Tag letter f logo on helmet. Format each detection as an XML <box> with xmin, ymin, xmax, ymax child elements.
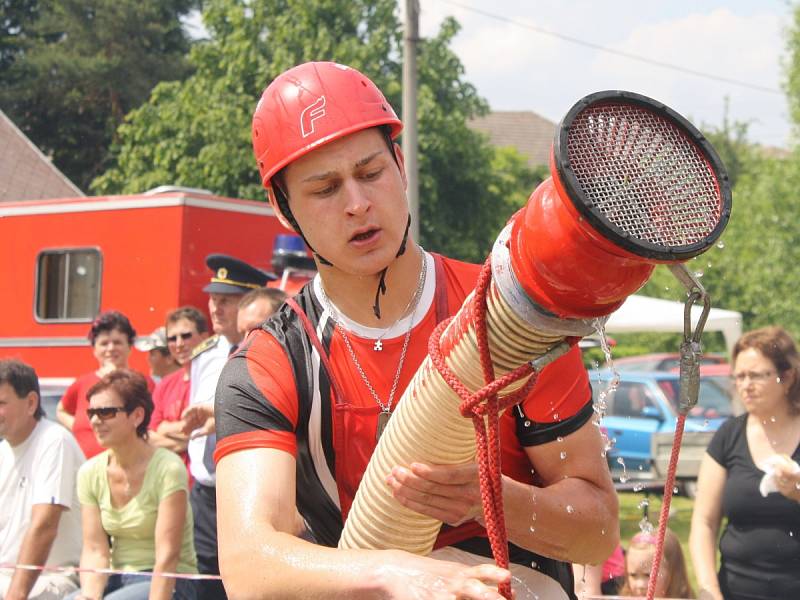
<box><xmin>300</xmin><ymin>95</ymin><xmax>327</xmax><ymax>138</ymax></box>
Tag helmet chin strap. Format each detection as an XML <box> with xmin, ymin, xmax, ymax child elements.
<box><xmin>372</xmin><ymin>213</ymin><xmax>411</xmax><ymax>319</ymax></box>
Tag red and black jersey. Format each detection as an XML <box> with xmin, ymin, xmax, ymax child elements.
<box><xmin>215</xmin><ymin>253</ymin><xmax>592</xmax><ymax>593</ymax></box>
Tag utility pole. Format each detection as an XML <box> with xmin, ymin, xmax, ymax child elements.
<box><xmin>403</xmin><ymin>0</ymin><xmax>420</xmax><ymax>242</ymax></box>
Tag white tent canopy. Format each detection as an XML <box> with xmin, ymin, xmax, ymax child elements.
<box><xmin>603</xmin><ymin>294</ymin><xmax>743</xmax><ymax>355</ymax></box>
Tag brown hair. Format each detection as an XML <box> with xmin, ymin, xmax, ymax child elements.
<box><xmin>620</xmin><ymin>528</ymin><xmax>694</xmax><ymax>598</ymax></box>
<box><xmin>166</xmin><ymin>305</ymin><xmax>209</xmax><ymax>334</ymax></box>
<box><xmin>89</xmin><ymin>310</ymin><xmax>136</xmax><ymax>345</ymax></box>
<box><xmin>87</xmin><ymin>369</ymin><xmax>152</xmax><ymax>438</ymax></box>
<box><xmin>238</xmin><ymin>287</ymin><xmax>288</xmax><ymax>313</ymax></box>
<box><xmin>0</xmin><ymin>359</ymin><xmax>44</xmax><ymax>420</ymax></box>
<box><xmin>732</xmin><ymin>326</ymin><xmax>800</xmax><ymax>414</ymax></box>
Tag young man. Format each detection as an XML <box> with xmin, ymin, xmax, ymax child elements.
<box><xmin>148</xmin><ymin>306</ymin><xmax>209</xmax><ymax>461</ymax></box>
<box><xmin>214</xmin><ymin>62</ymin><xmax>618</xmax><ymax>599</ymax></box>
<box><xmin>0</xmin><ymin>360</ymin><xmax>85</xmax><ymax>600</ymax></box>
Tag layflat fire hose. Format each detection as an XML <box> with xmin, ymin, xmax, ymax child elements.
<box><xmin>339</xmin><ymin>89</ymin><xmax>732</xmax><ymax>587</ymax></box>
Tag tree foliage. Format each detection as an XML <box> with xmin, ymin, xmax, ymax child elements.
<box><xmin>0</xmin><ymin>0</ymin><xmax>197</xmax><ymax>190</ymax></box>
<box><xmin>0</xmin><ymin>0</ymin><xmax>39</xmax><ymax>72</ymax></box>
<box><xmin>93</xmin><ymin>0</ymin><xmax>537</xmax><ymax>262</ymax></box>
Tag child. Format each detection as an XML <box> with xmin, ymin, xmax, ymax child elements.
<box><xmin>621</xmin><ymin>529</ymin><xmax>694</xmax><ymax>598</ymax></box>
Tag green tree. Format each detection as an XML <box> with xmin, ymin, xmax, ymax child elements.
<box><xmin>0</xmin><ymin>0</ymin><xmax>197</xmax><ymax>190</ymax></box>
<box><xmin>0</xmin><ymin>0</ymin><xmax>39</xmax><ymax>72</ymax></box>
<box><xmin>93</xmin><ymin>0</ymin><xmax>537</xmax><ymax>262</ymax></box>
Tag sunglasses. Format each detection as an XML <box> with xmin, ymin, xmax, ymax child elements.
<box><xmin>86</xmin><ymin>406</ymin><xmax>129</xmax><ymax>420</ymax></box>
<box><xmin>167</xmin><ymin>332</ymin><xmax>194</xmax><ymax>344</ymax></box>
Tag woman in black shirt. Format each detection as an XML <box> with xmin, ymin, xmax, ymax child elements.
<box><xmin>690</xmin><ymin>326</ymin><xmax>800</xmax><ymax>600</ymax></box>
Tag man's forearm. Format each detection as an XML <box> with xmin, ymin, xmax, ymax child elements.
<box><xmin>502</xmin><ymin>475</ymin><xmax>619</xmax><ymax>564</ymax></box>
<box><xmin>6</xmin><ymin>518</ymin><xmax>59</xmax><ymax>600</ymax></box>
<box><xmin>149</xmin><ymin>428</ymin><xmax>188</xmax><ymax>453</ymax></box>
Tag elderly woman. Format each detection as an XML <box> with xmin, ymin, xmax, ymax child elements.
<box><xmin>71</xmin><ymin>370</ymin><xmax>197</xmax><ymax>600</ymax></box>
<box><xmin>690</xmin><ymin>326</ymin><xmax>800</xmax><ymax>600</ymax></box>
<box><xmin>57</xmin><ymin>311</ymin><xmax>153</xmax><ymax>458</ymax></box>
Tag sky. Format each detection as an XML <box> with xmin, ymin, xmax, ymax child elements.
<box><xmin>407</xmin><ymin>0</ymin><xmax>795</xmax><ymax>148</ymax></box>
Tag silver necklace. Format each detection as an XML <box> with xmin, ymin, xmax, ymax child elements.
<box><xmin>318</xmin><ymin>251</ymin><xmax>427</xmax><ymax>440</ymax></box>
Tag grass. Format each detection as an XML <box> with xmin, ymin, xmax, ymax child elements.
<box><xmin>618</xmin><ymin>491</ymin><xmax>697</xmax><ymax>591</ymax></box>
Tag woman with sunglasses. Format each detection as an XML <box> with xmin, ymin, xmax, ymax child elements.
<box><xmin>690</xmin><ymin>326</ymin><xmax>800</xmax><ymax>600</ymax></box>
<box><xmin>70</xmin><ymin>370</ymin><xmax>197</xmax><ymax>600</ymax></box>
<box><xmin>57</xmin><ymin>311</ymin><xmax>154</xmax><ymax>459</ymax></box>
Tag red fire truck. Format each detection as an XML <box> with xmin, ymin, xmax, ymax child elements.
<box><xmin>0</xmin><ymin>187</ymin><xmax>312</xmax><ymax>379</ymax></box>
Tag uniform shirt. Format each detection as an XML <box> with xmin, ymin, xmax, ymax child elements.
<box><xmin>77</xmin><ymin>447</ymin><xmax>198</xmax><ymax>574</ymax></box>
<box><xmin>0</xmin><ymin>419</ymin><xmax>85</xmax><ymax>568</ymax></box>
<box><xmin>188</xmin><ymin>335</ymin><xmax>232</xmax><ymax>486</ymax></box>
<box><xmin>215</xmin><ymin>253</ymin><xmax>592</xmax><ymax>549</ymax></box>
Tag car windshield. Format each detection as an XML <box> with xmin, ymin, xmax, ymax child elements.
<box><xmin>657</xmin><ymin>377</ymin><xmax>734</xmax><ymax>419</ymax></box>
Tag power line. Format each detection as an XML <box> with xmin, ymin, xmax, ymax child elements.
<box><xmin>436</xmin><ymin>0</ymin><xmax>783</xmax><ymax>95</ymax></box>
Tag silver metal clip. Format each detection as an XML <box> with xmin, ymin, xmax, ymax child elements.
<box><xmin>668</xmin><ymin>264</ymin><xmax>712</xmax><ymax>415</ymax></box>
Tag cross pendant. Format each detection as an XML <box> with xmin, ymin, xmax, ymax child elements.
<box><xmin>373</xmin><ymin>339</ymin><xmax>383</xmax><ymax>351</ymax></box>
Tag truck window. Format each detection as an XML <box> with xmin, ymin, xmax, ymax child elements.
<box><xmin>36</xmin><ymin>249</ymin><xmax>102</xmax><ymax>321</ymax></box>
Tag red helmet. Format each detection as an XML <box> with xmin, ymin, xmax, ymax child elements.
<box><xmin>252</xmin><ymin>61</ymin><xmax>403</xmax><ymax>229</ymax></box>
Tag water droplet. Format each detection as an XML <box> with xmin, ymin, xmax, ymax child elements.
<box><xmin>531</xmin><ymin>513</ymin><xmax>537</xmax><ymax>521</ymax></box>
<box><xmin>524</xmin><ymin>420</ymin><xmax>531</xmax><ymax>427</ymax></box>
<box><xmin>601</xmin><ymin>529</ymin><xmax>606</xmax><ymax>535</ymax></box>
<box><xmin>530</xmin><ymin>560</ymin><xmax>538</xmax><ymax>569</ymax></box>
<box><xmin>639</xmin><ymin>518</ymin><xmax>654</xmax><ymax>535</ymax></box>
<box><xmin>770</xmin><ymin>415</ymin><xmax>777</xmax><ymax>423</ymax></box>
<box><xmin>673</xmin><ymin>486</ymin><xmax>680</xmax><ymax>494</ymax></box>
<box><xmin>552</xmin><ymin>412</ymin><xmax>560</xmax><ymax>421</ymax></box>
<box><xmin>148</xmin><ymin>306</ymin><xmax>155</xmax><ymax>312</ymax></box>
<box><xmin>557</xmin><ymin>436</ymin><xmax>564</xmax><ymax>443</ymax></box>
<box><xmin>560</xmin><ymin>451</ymin><xmax>567</xmax><ymax>460</ymax></box>
<box><xmin>694</xmin><ymin>270</ymin><xmax>704</xmax><ymax>278</ymax></box>
<box><xmin>616</xmin><ymin>457</ymin><xmax>629</xmax><ymax>483</ymax></box>
<box><xmin>717</xmin><ymin>241</ymin><xmax>725</xmax><ymax>249</ymax></box>
<box><xmin>633</xmin><ymin>482</ymin><xmax>644</xmax><ymax>492</ymax></box>
<box><xmin>702</xmin><ymin>419</ymin><xmax>710</xmax><ymax>429</ymax></box>
<box><xmin>707</xmin><ymin>262</ymin><xmax>712</xmax><ymax>269</ymax></box>
<box><xmin>638</xmin><ymin>498</ymin><xmax>650</xmax><ymax>511</ymax></box>
<box><xmin>566</xmin><ymin>505</ymin><xmax>575</xmax><ymax>514</ymax></box>
<box><xmin>664</xmin><ymin>285</ymin><xmax>670</xmax><ymax>292</ymax></box>
<box><xmin>529</xmin><ymin>525</ymin><xmax>536</xmax><ymax>532</ymax></box>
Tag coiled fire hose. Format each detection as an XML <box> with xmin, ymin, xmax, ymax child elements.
<box><xmin>339</xmin><ymin>90</ymin><xmax>733</xmax><ymax>599</ymax></box>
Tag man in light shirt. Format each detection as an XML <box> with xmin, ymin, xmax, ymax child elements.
<box><xmin>0</xmin><ymin>359</ymin><xmax>85</xmax><ymax>600</ymax></box>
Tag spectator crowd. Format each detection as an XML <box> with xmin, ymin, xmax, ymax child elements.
<box><xmin>2</xmin><ymin>260</ymin><xmax>800</xmax><ymax>600</ymax></box>
<box><xmin>1</xmin><ymin>253</ymin><xmax>285</xmax><ymax>600</ymax></box>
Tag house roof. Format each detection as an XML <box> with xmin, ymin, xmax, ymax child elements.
<box><xmin>469</xmin><ymin>110</ymin><xmax>557</xmax><ymax>167</ymax></box>
<box><xmin>0</xmin><ymin>109</ymin><xmax>83</xmax><ymax>202</ymax></box>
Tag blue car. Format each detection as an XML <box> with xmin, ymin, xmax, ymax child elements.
<box><xmin>588</xmin><ymin>369</ymin><xmax>735</xmax><ymax>480</ymax></box>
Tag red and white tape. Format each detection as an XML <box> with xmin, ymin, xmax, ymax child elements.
<box><xmin>0</xmin><ymin>563</ymin><xmax>222</xmax><ymax>581</ymax></box>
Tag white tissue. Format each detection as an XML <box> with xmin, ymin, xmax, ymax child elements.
<box><xmin>758</xmin><ymin>455</ymin><xmax>800</xmax><ymax>497</ymax></box>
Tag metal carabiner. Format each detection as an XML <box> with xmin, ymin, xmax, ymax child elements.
<box><xmin>668</xmin><ymin>264</ymin><xmax>712</xmax><ymax>415</ymax></box>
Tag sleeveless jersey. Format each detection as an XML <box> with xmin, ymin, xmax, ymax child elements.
<box><xmin>214</xmin><ymin>253</ymin><xmax>592</xmax><ymax>595</ymax></box>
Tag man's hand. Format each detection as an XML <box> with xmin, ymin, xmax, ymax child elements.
<box><xmin>376</xmin><ymin>550</ymin><xmax>511</xmax><ymax>600</ymax></box>
<box><xmin>385</xmin><ymin>462</ymin><xmax>484</xmax><ymax>527</ymax></box>
<box><xmin>180</xmin><ymin>404</ymin><xmax>215</xmax><ymax>438</ymax></box>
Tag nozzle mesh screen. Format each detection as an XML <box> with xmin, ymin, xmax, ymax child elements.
<box><xmin>566</xmin><ymin>103</ymin><xmax>722</xmax><ymax>249</ymax></box>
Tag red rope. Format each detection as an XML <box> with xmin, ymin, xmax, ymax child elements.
<box><xmin>428</xmin><ymin>258</ymin><xmax>543</xmax><ymax>599</ymax></box>
<box><xmin>645</xmin><ymin>413</ymin><xmax>687</xmax><ymax>600</ymax></box>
